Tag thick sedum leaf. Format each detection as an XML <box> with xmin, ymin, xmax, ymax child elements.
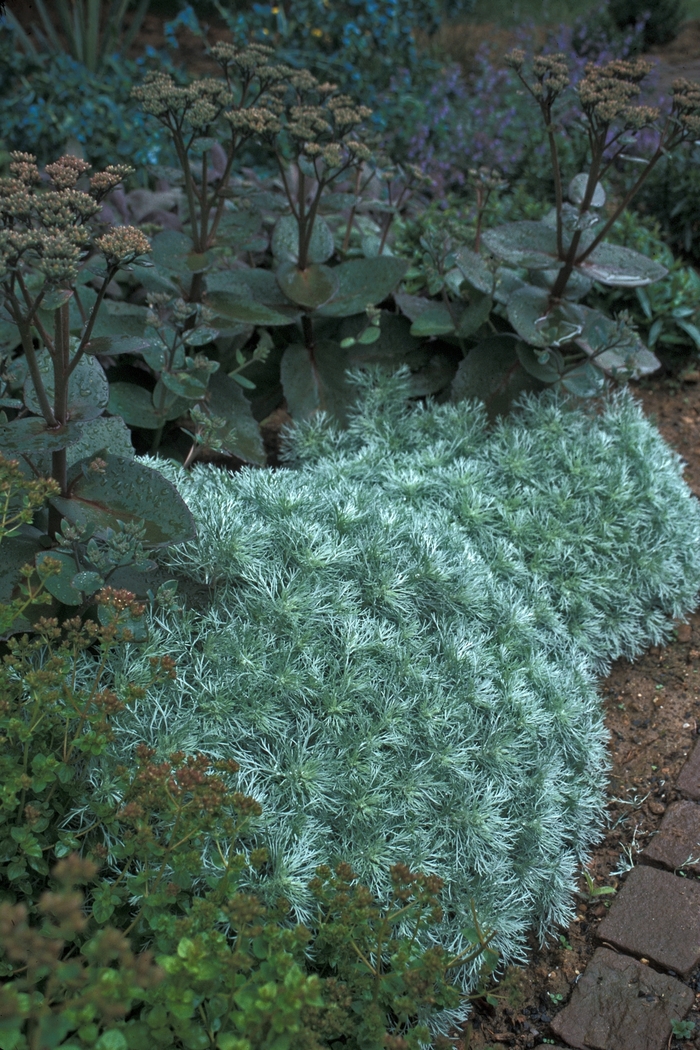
<box><xmin>205</xmin><ymin>289</ymin><xmax>297</xmax><ymax>327</ymax></box>
<box><xmin>568</xmin><ymin>174</ymin><xmax>606</xmax><ymax>208</ymax></box>
<box><xmin>451</xmin><ymin>334</ymin><xmax>545</xmax><ymax>420</ymax></box>
<box><xmin>205</xmin><ymin>371</ymin><xmax>266</xmax><ymax>466</ymax></box>
<box><xmin>108</xmin><ymin>383</ymin><xmax>164</xmax><ymax>430</ymax></box>
<box><xmin>50</xmin><ymin>454</ymin><xmax>196</xmax><ymax>547</ymax></box>
<box><xmin>453</xmin><ymin>247</ymin><xmax>496</xmax><ymax>295</ymax></box>
<box><xmin>575</xmin><ymin>307</ymin><xmax>661</xmax><ymax>379</ymax></box>
<box><xmin>0</xmin><ymin>418</ymin><xmax>83</xmax><ymax>454</ymax></box>
<box><xmin>23</xmin><ymin>351</ymin><xmax>109</xmax><ymax>421</ymax></box>
<box><xmin>560</xmin><ymin>361</ymin><xmax>607</xmax><ymax>397</ymax></box>
<box><xmin>408</xmin><ymin>302</ymin><xmax>456</xmax><ymax>337</ymax></box>
<box><xmin>35</xmin><ymin>551</ymin><xmax>82</xmax><ymax>606</ymax></box>
<box><xmin>317</xmin><ymin>257</ymin><xmax>408</xmax><ymax>317</ymax></box>
<box><xmin>482</xmin><ymin>222</ymin><xmax>559</xmax><ymax>269</ymax></box>
<box><xmin>517</xmin><ymin>344</ymin><xmax>565</xmax><ymax>384</ymax></box>
<box><xmin>575</xmin><ymin>243</ymin><xmax>668</xmax><ymax>287</ymax></box>
<box><xmin>280</xmin><ymin>341</ymin><xmax>350</xmax><ymax>422</ymax></box>
<box><xmin>276</xmin><ymin>262</ymin><xmax>339</xmax><ymax>310</ymax></box>
<box><xmin>271</xmin><ymin>214</ymin><xmax>335</xmax><ymax>264</ymax></box>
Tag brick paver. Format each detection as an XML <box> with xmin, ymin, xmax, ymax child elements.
<box><xmin>639</xmin><ymin>799</ymin><xmax>700</xmax><ymax>873</ymax></box>
<box><xmin>549</xmin><ymin>947</ymin><xmax>694</xmax><ymax>1050</ymax></box>
<box><xmin>596</xmin><ymin>864</ymin><xmax>700</xmax><ymax>976</ymax></box>
<box><xmin>677</xmin><ymin>737</ymin><xmax>700</xmax><ymax>800</ymax></box>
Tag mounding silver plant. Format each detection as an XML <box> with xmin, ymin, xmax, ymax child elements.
<box><xmin>95</xmin><ymin>370</ymin><xmax>700</xmax><ymax>1012</ymax></box>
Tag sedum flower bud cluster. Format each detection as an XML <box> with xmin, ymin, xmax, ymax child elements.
<box><xmin>578</xmin><ymin>58</ymin><xmax>658</xmax><ymax>131</ymax></box>
<box><xmin>132</xmin><ymin>42</ymin><xmax>374</xmax><ymax>180</ymax></box>
<box><xmin>671</xmin><ymin>77</ymin><xmax>700</xmax><ymax>138</ymax></box>
<box><xmin>505</xmin><ymin>49</ymin><xmax>570</xmax><ymax>106</ymax></box>
<box><xmin>0</xmin><ymin>152</ymin><xmax>138</xmax><ymax>285</ymax></box>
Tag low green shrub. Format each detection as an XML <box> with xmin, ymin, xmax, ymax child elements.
<box><xmin>95</xmin><ymin>369</ymin><xmax>700</xmax><ymax>1009</ymax></box>
<box><xmin>0</xmin><ymin>456</ymin><xmax>498</xmax><ymax>1048</ymax></box>
<box><xmin>0</xmin><ymin>29</ymin><xmax>174</xmax><ymax>172</ymax></box>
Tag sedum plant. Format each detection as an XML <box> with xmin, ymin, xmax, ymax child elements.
<box><xmin>0</xmin><ymin>153</ymin><xmax>196</xmax><ymax>628</ymax></box>
<box><xmin>97</xmin><ymin>368</ymin><xmax>700</xmax><ymax>1012</ymax></box>
<box><xmin>393</xmin><ymin>55</ymin><xmax>700</xmax><ymax>418</ymax></box>
<box><xmin>127</xmin><ymin>44</ymin><xmax>427</xmax><ymax>436</ymax></box>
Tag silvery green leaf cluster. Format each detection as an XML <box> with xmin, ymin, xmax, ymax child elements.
<box><xmin>95</xmin><ymin>370</ymin><xmax>700</xmax><ymax>1014</ymax></box>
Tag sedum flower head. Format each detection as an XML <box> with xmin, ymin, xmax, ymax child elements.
<box><xmin>578</xmin><ymin>58</ymin><xmax>655</xmax><ymax>127</ymax></box>
<box><xmin>90</xmin><ymin>164</ymin><xmax>134</xmax><ymax>197</ymax></box>
<box><xmin>671</xmin><ymin>77</ymin><xmax>700</xmax><ymax>137</ymax></box>
<box><xmin>133</xmin><ymin>73</ymin><xmax>233</xmax><ymax>131</ymax></box>
<box><xmin>36</xmin><ymin>232</ymin><xmax>84</xmax><ymax>283</ymax></box>
<box><xmin>9</xmin><ymin>152</ymin><xmax>40</xmax><ymax>185</ymax></box>
<box><xmin>45</xmin><ymin>155</ymin><xmax>92</xmax><ymax>190</ymax></box>
<box><xmin>96</xmin><ymin>226</ymin><xmax>151</xmax><ymax>265</ymax></box>
<box><xmin>35</xmin><ymin>188</ymin><xmax>101</xmax><ymax>228</ymax></box>
<box><xmin>224</xmin><ymin>105</ymin><xmax>283</xmax><ymax>138</ymax></box>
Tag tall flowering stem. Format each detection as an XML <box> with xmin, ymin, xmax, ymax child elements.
<box><xmin>0</xmin><ymin>153</ymin><xmax>150</xmax><ymax>536</ymax></box>
<box><xmin>504</xmin><ymin>51</ymin><xmax>700</xmax><ymax>304</ymax></box>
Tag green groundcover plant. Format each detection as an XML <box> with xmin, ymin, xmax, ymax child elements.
<box><xmin>0</xmin><ymin>455</ymin><xmax>500</xmax><ymax>1049</ymax></box>
<box><xmin>91</xmin><ymin>369</ymin><xmax>700</xmax><ymax>1023</ymax></box>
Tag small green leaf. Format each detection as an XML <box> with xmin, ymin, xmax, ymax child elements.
<box><xmin>161</xmin><ymin>371</ymin><xmax>209</xmax><ymax>400</ymax></box>
<box><xmin>230</xmin><ymin>373</ymin><xmax>256</xmax><ymax>389</ymax></box>
<box><xmin>35</xmin><ymin>551</ymin><xmax>82</xmax><ymax>606</ymax></box>
<box><xmin>183</xmin><ymin>325</ymin><xmax>220</xmax><ymax>347</ymax></box>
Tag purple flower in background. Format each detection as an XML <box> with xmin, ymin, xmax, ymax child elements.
<box><xmin>378</xmin><ymin>4</ymin><xmax>656</xmax><ymax>199</ymax></box>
